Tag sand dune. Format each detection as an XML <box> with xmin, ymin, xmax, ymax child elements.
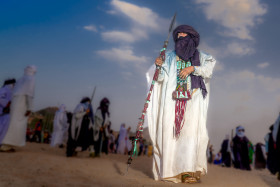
<box><xmin>0</xmin><ymin>143</ymin><xmax>279</xmax><ymax>187</ymax></box>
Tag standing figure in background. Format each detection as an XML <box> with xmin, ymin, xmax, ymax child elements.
<box><xmin>0</xmin><ymin>65</ymin><xmax>36</xmax><ymax>152</ymax></box>
<box><xmin>66</xmin><ymin>112</ymin><xmax>75</xmax><ymax>157</ymax></box>
<box><xmin>265</xmin><ymin>125</ymin><xmax>278</xmax><ymax>175</ymax></box>
<box><xmin>220</xmin><ymin>135</ymin><xmax>231</xmax><ymax>167</ymax></box>
<box><xmin>0</xmin><ymin>79</ymin><xmax>16</xmax><ymax>144</ymax></box>
<box><xmin>51</xmin><ymin>104</ymin><xmax>69</xmax><ymax>148</ymax></box>
<box><xmin>125</xmin><ymin>126</ymin><xmax>132</xmax><ymax>155</ymax></box>
<box><xmin>108</xmin><ymin>129</ymin><xmax>115</xmax><ymax>153</ymax></box>
<box><xmin>254</xmin><ymin>143</ymin><xmax>266</xmax><ymax>170</ymax></box>
<box><xmin>147</xmin><ymin>25</ymin><xmax>216</xmax><ymax>183</ymax></box>
<box><xmin>67</xmin><ymin>97</ymin><xmax>93</xmax><ymax>157</ymax></box>
<box><xmin>101</xmin><ymin>121</ymin><xmax>111</xmax><ymax>155</ymax></box>
<box><xmin>272</xmin><ymin>113</ymin><xmax>280</xmax><ymax>180</ymax></box>
<box><xmin>232</xmin><ymin>126</ymin><xmax>251</xmax><ymax>171</ymax></box>
<box><xmin>33</xmin><ymin>119</ymin><xmax>43</xmax><ymax>143</ymax></box>
<box><xmin>93</xmin><ymin>98</ymin><xmax>110</xmax><ymax>157</ymax></box>
<box><xmin>117</xmin><ymin>123</ymin><xmax>127</xmax><ymax>154</ymax></box>
<box><xmin>207</xmin><ymin>144</ymin><xmax>214</xmax><ymax>164</ymax></box>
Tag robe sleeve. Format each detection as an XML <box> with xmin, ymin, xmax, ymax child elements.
<box><xmin>0</xmin><ymin>90</ymin><xmax>8</xmax><ymax>107</ymax></box>
<box><xmin>157</xmin><ymin>51</ymin><xmax>172</xmax><ymax>81</ymax></box>
<box><xmin>74</xmin><ymin>108</ymin><xmax>87</xmax><ymax>119</ymax></box>
<box><xmin>94</xmin><ymin>109</ymin><xmax>103</xmax><ymax>128</ymax></box>
<box><xmin>193</xmin><ymin>54</ymin><xmax>216</xmax><ymax>79</ymax></box>
<box><xmin>26</xmin><ymin>95</ymin><xmax>33</xmax><ymax>111</ymax></box>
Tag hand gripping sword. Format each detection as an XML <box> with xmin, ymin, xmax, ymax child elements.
<box><xmin>124</xmin><ymin>13</ymin><xmax>177</xmax><ymax>175</ymax></box>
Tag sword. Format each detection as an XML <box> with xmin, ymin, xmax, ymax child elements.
<box><xmin>124</xmin><ymin>13</ymin><xmax>177</xmax><ymax>175</ymax></box>
<box><xmin>90</xmin><ymin>86</ymin><xmax>97</xmax><ymax>105</ymax></box>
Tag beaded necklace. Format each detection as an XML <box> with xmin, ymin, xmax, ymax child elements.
<box><xmin>172</xmin><ymin>56</ymin><xmax>192</xmax><ymax>100</ymax></box>
<box><xmin>173</xmin><ymin>56</ymin><xmax>192</xmax><ymax>138</ymax></box>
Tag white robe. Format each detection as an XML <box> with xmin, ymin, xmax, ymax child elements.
<box><xmin>50</xmin><ymin>106</ymin><xmax>69</xmax><ymax>147</ymax></box>
<box><xmin>1</xmin><ymin>95</ymin><xmax>33</xmax><ymax>146</ymax></box>
<box><xmin>147</xmin><ymin>50</ymin><xmax>216</xmax><ymax>182</ymax></box>
<box><xmin>93</xmin><ymin>108</ymin><xmax>110</xmax><ymax>142</ymax></box>
<box><xmin>117</xmin><ymin>126</ymin><xmax>127</xmax><ymax>154</ymax></box>
<box><xmin>1</xmin><ymin>65</ymin><xmax>36</xmax><ymax>147</ymax></box>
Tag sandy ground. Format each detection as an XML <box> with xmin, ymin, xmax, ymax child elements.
<box><xmin>0</xmin><ymin>142</ymin><xmax>279</xmax><ymax>187</ymax></box>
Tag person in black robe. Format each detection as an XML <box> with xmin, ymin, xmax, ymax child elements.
<box><xmin>220</xmin><ymin>135</ymin><xmax>231</xmax><ymax>167</ymax></box>
<box><xmin>66</xmin><ymin>112</ymin><xmax>75</xmax><ymax>157</ymax></box>
<box><xmin>66</xmin><ymin>97</ymin><xmax>94</xmax><ymax>157</ymax></box>
<box><xmin>254</xmin><ymin>143</ymin><xmax>266</xmax><ymax>170</ymax></box>
<box><xmin>267</xmin><ymin>114</ymin><xmax>280</xmax><ymax>180</ymax></box>
<box><xmin>275</xmin><ymin>117</ymin><xmax>280</xmax><ymax>180</ymax></box>
<box><xmin>75</xmin><ymin>97</ymin><xmax>94</xmax><ymax>151</ymax></box>
<box><xmin>232</xmin><ymin>126</ymin><xmax>251</xmax><ymax>171</ymax></box>
<box><xmin>93</xmin><ymin>98</ymin><xmax>110</xmax><ymax>157</ymax></box>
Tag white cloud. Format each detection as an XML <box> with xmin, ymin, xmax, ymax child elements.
<box><xmin>102</xmin><ymin>0</ymin><xmax>169</xmax><ymax>44</ymax></box>
<box><xmin>195</xmin><ymin>0</ymin><xmax>267</xmax><ymax>40</ymax></box>
<box><xmin>110</xmin><ymin>0</ymin><xmax>167</xmax><ymax>31</ymax></box>
<box><xmin>218</xmin><ymin>70</ymin><xmax>280</xmax><ymax>92</ymax></box>
<box><xmin>102</xmin><ymin>31</ymin><xmax>137</xmax><ymax>43</ymax></box>
<box><xmin>102</xmin><ymin>28</ymin><xmax>148</xmax><ymax>43</ymax></box>
<box><xmin>257</xmin><ymin>62</ymin><xmax>269</xmax><ymax>69</ymax></box>
<box><xmin>200</xmin><ymin>41</ymin><xmax>253</xmax><ymax>60</ymax></box>
<box><xmin>106</xmin><ymin>10</ymin><xmax>117</xmax><ymax>15</ymax></box>
<box><xmin>83</xmin><ymin>25</ymin><xmax>98</xmax><ymax>32</ymax></box>
<box><xmin>96</xmin><ymin>47</ymin><xmax>148</xmax><ymax>66</ymax></box>
<box><xmin>225</xmin><ymin>42</ymin><xmax>254</xmax><ymax>56</ymax></box>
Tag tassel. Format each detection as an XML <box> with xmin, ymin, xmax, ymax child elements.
<box><xmin>174</xmin><ymin>100</ymin><xmax>187</xmax><ymax>138</ymax></box>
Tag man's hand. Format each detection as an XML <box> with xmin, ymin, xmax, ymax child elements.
<box><xmin>179</xmin><ymin>66</ymin><xmax>194</xmax><ymax>79</ymax></box>
<box><xmin>25</xmin><ymin>110</ymin><xmax>31</xmax><ymax>117</ymax></box>
<box><xmin>86</xmin><ymin>109</ymin><xmax>90</xmax><ymax>114</ymax></box>
<box><xmin>155</xmin><ymin>57</ymin><xmax>163</xmax><ymax>67</ymax></box>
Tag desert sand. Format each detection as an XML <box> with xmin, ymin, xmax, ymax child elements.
<box><xmin>0</xmin><ymin>142</ymin><xmax>279</xmax><ymax>187</ymax></box>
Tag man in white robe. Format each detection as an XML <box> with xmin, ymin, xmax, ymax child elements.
<box><xmin>0</xmin><ymin>65</ymin><xmax>36</xmax><ymax>152</ymax></box>
<box><xmin>147</xmin><ymin>25</ymin><xmax>216</xmax><ymax>183</ymax></box>
<box><xmin>0</xmin><ymin>79</ymin><xmax>16</xmax><ymax>143</ymax></box>
<box><xmin>117</xmin><ymin>123</ymin><xmax>127</xmax><ymax>154</ymax></box>
<box><xmin>50</xmin><ymin>104</ymin><xmax>68</xmax><ymax>147</ymax></box>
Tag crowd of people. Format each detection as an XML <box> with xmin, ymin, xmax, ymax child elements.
<box><xmin>0</xmin><ymin>23</ymin><xmax>279</xmax><ymax>184</ymax></box>
<box><xmin>207</xmin><ymin>120</ymin><xmax>280</xmax><ymax>181</ymax></box>
<box><xmin>0</xmin><ymin>70</ymin><xmax>153</xmax><ymax>159</ymax></box>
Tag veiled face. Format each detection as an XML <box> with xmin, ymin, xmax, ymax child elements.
<box><xmin>178</xmin><ymin>32</ymin><xmax>188</xmax><ymax>38</ymax></box>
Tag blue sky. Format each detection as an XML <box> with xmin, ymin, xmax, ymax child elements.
<box><xmin>1</xmin><ymin>0</ymin><xmax>279</xmax><ymax>150</ymax></box>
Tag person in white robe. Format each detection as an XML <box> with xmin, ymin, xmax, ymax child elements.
<box><xmin>147</xmin><ymin>25</ymin><xmax>216</xmax><ymax>183</ymax></box>
<box><xmin>50</xmin><ymin>104</ymin><xmax>69</xmax><ymax>147</ymax></box>
<box><xmin>0</xmin><ymin>79</ymin><xmax>16</xmax><ymax>143</ymax></box>
<box><xmin>0</xmin><ymin>65</ymin><xmax>36</xmax><ymax>152</ymax></box>
<box><xmin>117</xmin><ymin>124</ymin><xmax>127</xmax><ymax>154</ymax></box>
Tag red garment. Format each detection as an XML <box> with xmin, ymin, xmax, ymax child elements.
<box><xmin>35</xmin><ymin>122</ymin><xmax>42</xmax><ymax>131</ymax></box>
